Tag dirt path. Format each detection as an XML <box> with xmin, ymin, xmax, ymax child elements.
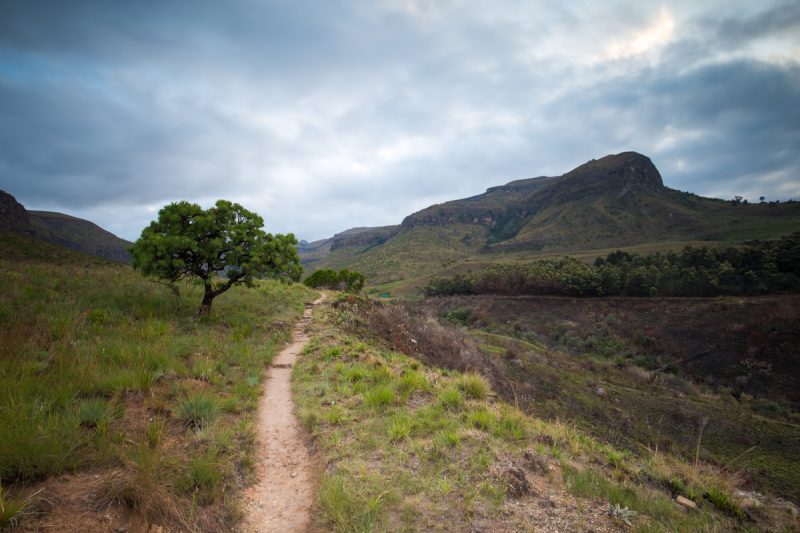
<box><xmin>241</xmin><ymin>294</ymin><xmax>325</xmax><ymax>533</ymax></box>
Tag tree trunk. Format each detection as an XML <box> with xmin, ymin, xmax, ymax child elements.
<box><xmin>199</xmin><ymin>284</ymin><xmax>214</xmax><ymax>316</ymax></box>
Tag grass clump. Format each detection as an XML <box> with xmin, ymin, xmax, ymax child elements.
<box><xmin>364</xmin><ymin>385</ymin><xmax>395</xmax><ymax>409</ymax></box>
<box><xmin>433</xmin><ymin>429</ymin><xmax>460</xmax><ymax>449</ymax></box>
<box><xmin>76</xmin><ymin>397</ymin><xmax>112</xmax><ymax>428</ymax></box>
<box><xmin>318</xmin><ymin>473</ymin><xmax>385</xmax><ymax>533</ymax></box>
<box><xmin>179</xmin><ymin>454</ymin><xmax>224</xmax><ymax>505</ymax></box>
<box><xmin>437</xmin><ymin>386</ymin><xmax>464</xmax><ymax>411</ymax></box>
<box><xmin>388</xmin><ymin>415</ymin><xmax>413</xmax><ymax>442</ymax></box>
<box><xmin>493</xmin><ymin>406</ymin><xmax>527</xmax><ymax>441</ymax></box>
<box><xmin>456</xmin><ymin>372</ymin><xmax>491</xmax><ymax>400</ymax></box>
<box><xmin>705</xmin><ymin>487</ymin><xmax>746</xmax><ymax>520</ymax></box>
<box><xmin>396</xmin><ymin>368</ymin><xmax>429</xmax><ymax>397</ymax></box>
<box><xmin>0</xmin><ymin>483</ymin><xmax>24</xmax><ymax>529</ymax></box>
<box><xmin>175</xmin><ymin>393</ymin><xmax>220</xmax><ymax>428</ymax></box>
<box><xmin>467</xmin><ymin>406</ymin><xmax>494</xmax><ymax>431</ymax></box>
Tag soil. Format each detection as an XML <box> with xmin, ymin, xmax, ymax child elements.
<box><xmin>240</xmin><ymin>294</ymin><xmax>325</xmax><ymax>533</ymax></box>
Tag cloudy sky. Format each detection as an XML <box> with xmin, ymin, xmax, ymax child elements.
<box><xmin>1</xmin><ymin>0</ymin><xmax>799</xmax><ymax>241</ymax></box>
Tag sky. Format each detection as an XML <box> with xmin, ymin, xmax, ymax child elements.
<box><xmin>1</xmin><ymin>0</ymin><xmax>799</xmax><ymax>242</ymax></box>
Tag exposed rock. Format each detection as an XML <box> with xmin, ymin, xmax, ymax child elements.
<box><xmin>732</xmin><ymin>489</ymin><xmax>800</xmax><ymax>531</ymax></box>
<box><xmin>0</xmin><ymin>188</ymin><xmax>32</xmax><ymax>233</ymax></box>
<box><xmin>675</xmin><ymin>495</ymin><xmax>697</xmax><ymax>509</ymax></box>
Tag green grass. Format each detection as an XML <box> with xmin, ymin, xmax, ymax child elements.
<box><xmin>0</xmin><ymin>233</ymin><xmax>316</xmax><ymax>530</ymax></box>
<box><xmin>437</xmin><ymin>386</ymin><xmax>465</xmax><ymax>411</ymax></box>
<box><xmin>318</xmin><ymin>473</ymin><xmax>385</xmax><ymax>533</ymax></box>
<box><xmin>456</xmin><ymin>373</ymin><xmax>491</xmax><ymax>400</ymax></box>
<box><xmin>364</xmin><ymin>385</ymin><xmax>395</xmax><ymax>408</ymax></box>
<box><xmin>0</xmin><ymin>482</ymin><xmax>24</xmax><ymax>529</ymax></box>
<box><xmin>175</xmin><ymin>393</ymin><xmax>220</xmax><ymax>428</ymax></box>
<box><xmin>293</xmin><ymin>303</ymin><xmax>742</xmax><ymax>531</ymax></box>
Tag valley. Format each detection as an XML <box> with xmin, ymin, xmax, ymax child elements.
<box><xmin>1</xmin><ymin>150</ymin><xmax>799</xmax><ymax>532</ymax></box>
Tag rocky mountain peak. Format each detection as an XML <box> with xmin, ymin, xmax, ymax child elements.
<box><xmin>563</xmin><ymin>151</ymin><xmax>664</xmax><ymax>192</ymax></box>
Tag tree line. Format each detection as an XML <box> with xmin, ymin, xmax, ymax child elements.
<box><xmin>424</xmin><ymin>232</ymin><xmax>800</xmax><ymax>297</ymax></box>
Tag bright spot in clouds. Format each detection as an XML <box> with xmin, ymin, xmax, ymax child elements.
<box><xmin>605</xmin><ymin>6</ymin><xmax>676</xmax><ymax>61</ymax></box>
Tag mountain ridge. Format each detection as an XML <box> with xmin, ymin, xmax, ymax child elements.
<box><xmin>299</xmin><ymin>151</ymin><xmax>800</xmax><ymax>284</ymax></box>
<box><xmin>0</xmin><ymin>189</ymin><xmax>132</xmax><ymax>262</ymax></box>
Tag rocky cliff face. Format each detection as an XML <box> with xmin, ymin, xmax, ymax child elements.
<box><xmin>0</xmin><ymin>189</ymin><xmax>32</xmax><ymax>233</ymax></box>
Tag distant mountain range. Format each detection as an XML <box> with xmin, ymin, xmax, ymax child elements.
<box><xmin>301</xmin><ymin>152</ymin><xmax>800</xmax><ymax>285</ymax></box>
<box><xmin>0</xmin><ymin>189</ymin><xmax>132</xmax><ymax>262</ymax></box>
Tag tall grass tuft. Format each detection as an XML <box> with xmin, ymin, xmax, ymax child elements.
<box><xmin>364</xmin><ymin>385</ymin><xmax>395</xmax><ymax>409</ymax></box>
<box><xmin>437</xmin><ymin>386</ymin><xmax>464</xmax><ymax>411</ymax></box>
<box><xmin>318</xmin><ymin>473</ymin><xmax>385</xmax><ymax>533</ymax></box>
<box><xmin>456</xmin><ymin>373</ymin><xmax>491</xmax><ymax>400</ymax></box>
<box><xmin>175</xmin><ymin>393</ymin><xmax>220</xmax><ymax>428</ymax></box>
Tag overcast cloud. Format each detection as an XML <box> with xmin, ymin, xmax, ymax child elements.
<box><xmin>1</xmin><ymin>0</ymin><xmax>799</xmax><ymax>241</ymax></box>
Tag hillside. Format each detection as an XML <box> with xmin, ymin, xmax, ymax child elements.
<box><xmin>0</xmin><ymin>229</ymin><xmax>316</xmax><ymax>531</ymax></box>
<box><xmin>300</xmin><ymin>152</ymin><xmax>800</xmax><ymax>289</ymax></box>
<box><xmin>0</xmin><ymin>189</ymin><xmax>132</xmax><ymax>262</ymax></box>
<box><xmin>293</xmin><ymin>295</ymin><xmax>799</xmax><ymax>531</ymax></box>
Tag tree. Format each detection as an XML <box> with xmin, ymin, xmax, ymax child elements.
<box><xmin>303</xmin><ymin>268</ymin><xmax>366</xmax><ymax>292</ymax></box>
<box><xmin>130</xmin><ymin>200</ymin><xmax>302</xmax><ymax>315</ymax></box>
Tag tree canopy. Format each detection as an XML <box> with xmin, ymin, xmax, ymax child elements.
<box><xmin>130</xmin><ymin>200</ymin><xmax>302</xmax><ymax>314</ymax></box>
<box><xmin>303</xmin><ymin>268</ymin><xmax>365</xmax><ymax>292</ymax></box>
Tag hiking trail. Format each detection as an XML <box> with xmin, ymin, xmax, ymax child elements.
<box><xmin>241</xmin><ymin>294</ymin><xmax>325</xmax><ymax>532</ymax></box>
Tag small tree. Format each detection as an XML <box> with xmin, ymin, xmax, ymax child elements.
<box><xmin>130</xmin><ymin>200</ymin><xmax>302</xmax><ymax>315</ymax></box>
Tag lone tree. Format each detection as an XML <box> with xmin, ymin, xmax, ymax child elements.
<box><xmin>130</xmin><ymin>200</ymin><xmax>302</xmax><ymax>315</ymax></box>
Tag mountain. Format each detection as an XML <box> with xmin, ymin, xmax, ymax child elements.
<box><xmin>0</xmin><ymin>189</ymin><xmax>132</xmax><ymax>262</ymax></box>
<box><xmin>300</xmin><ymin>152</ymin><xmax>800</xmax><ymax>286</ymax></box>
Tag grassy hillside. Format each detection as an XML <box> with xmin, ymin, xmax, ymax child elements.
<box><xmin>28</xmin><ymin>210</ymin><xmax>133</xmax><ymax>263</ymax></box>
<box><xmin>292</xmin><ymin>296</ymin><xmax>785</xmax><ymax>532</ymax></box>
<box><xmin>421</xmin><ymin>295</ymin><xmax>800</xmax><ymax>503</ymax></box>
<box><xmin>0</xmin><ymin>231</ymin><xmax>315</xmax><ymax>530</ymax></box>
<box><xmin>316</xmin><ymin>224</ymin><xmax>490</xmax><ymax>285</ymax></box>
